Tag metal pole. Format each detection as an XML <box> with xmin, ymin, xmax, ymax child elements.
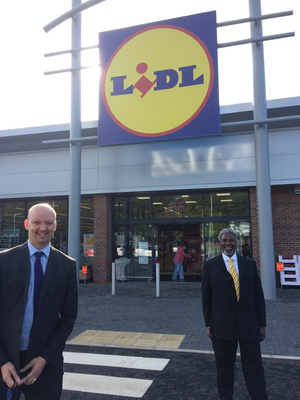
<box><xmin>249</xmin><ymin>0</ymin><xmax>276</xmax><ymax>300</ymax></box>
<box><xmin>112</xmin><ymin>262</ymin><xmax>116</xmax><ymax>295</ymax></box>
<box><xmin>43</xmin><ymin>0</ymin><xmax>107</xmax><ymax>33</ymax></box>
<box><xmin>68</xmin><ymin>0</ymin><xmax>82</xmax><ymax>282</ymax></box>
<box><xmin>156</xmin><ymin>263</ymin><xmax>160</xmax><ymax>297</ymax></box>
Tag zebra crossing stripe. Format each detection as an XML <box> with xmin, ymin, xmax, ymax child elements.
<box><xmin>63</xmin><ymin>372</ymin><xmax>153</xmax><ymax>398</ymax></box>
<box><xmin>63</xmin><ymin>351</ymin><xmax>170</xmax><ymax>371</ymax></box>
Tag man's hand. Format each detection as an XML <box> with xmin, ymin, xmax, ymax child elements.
<box><xmin>1</xmin><ymin>362</ymin><xmax>26</xmax><ymax>388</ymax></box>
<box><xmin>206</xmin><ymin>326</ymin><xmax>212</xmax><ymax>341</ymax></box>
<box><xmin>259</xmin><ymin>327</ymin><xmax>266</xmax><ymax>342</ymax></box>
<box><xmin>20</xmin><ymin>356</ymin><xmax>47</xmax><ymax>385</ymax></box>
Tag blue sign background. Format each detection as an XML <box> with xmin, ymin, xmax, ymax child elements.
<box><xmin>98</xmin><ymin>11</ymin><xmax>220</xmax><ymax>146</ymax></box>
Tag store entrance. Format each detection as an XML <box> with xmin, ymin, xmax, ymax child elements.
<box><xmin>156</xmin><ymin>223</ymin><xmax>203</xmax><ymax>281</ymax></box>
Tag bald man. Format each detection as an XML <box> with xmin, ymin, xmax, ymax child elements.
<box><xmin>0</xmin><ymin>203</ymin><xmax>78</xmax><ymax>400</ymax></box>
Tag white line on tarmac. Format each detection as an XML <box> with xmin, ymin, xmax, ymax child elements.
<box><xmin>63</xmin><ymin>351</ymin><xmax>170</xmax><ymax>370</ymax></box>
<box><xmin>261</xmin><ymin>354</ymin><xmax>300</xmax><ymax>361</ymax></box>
<box><xmin>66</xmin><ymin>341</ymin><xmax>300</xmax><ymax>360</ymax></box>
<box><xmin>63</xmin><ymin>372</ymin><xmax>152</xmax><ymax>398</ymax></box>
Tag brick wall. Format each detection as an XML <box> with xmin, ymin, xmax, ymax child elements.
<box><xmin>93</xmin><ymin>194</ymin><xmax>112</xmax><ymax>283</ymax></box>
<box><xmin>271</xmin><ymin>185</ymin><xmax>300</xmax><ymax>259</ymax></box>
<box><xmin>250</xmin><ymin>185</ymin><xmax>300</xmax><ymax>285</ymax></box>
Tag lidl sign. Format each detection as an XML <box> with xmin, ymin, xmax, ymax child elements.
<box><xmin>98</xmin><ymin>11</ymin><xmax>219</xmax><ymax>146</ymax></box>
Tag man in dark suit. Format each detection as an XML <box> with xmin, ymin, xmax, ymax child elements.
<box><xmin>0</xmin><ymin>203</ymin><xmax>78</xmax><ymax>400</ymax></box>
<box><xmin>202</xmin><ymin>228</ymin><xmax>268</xmax><ymax>400</ymax></box>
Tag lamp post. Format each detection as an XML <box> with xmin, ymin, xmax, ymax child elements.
<box><xmin>44</xmin><ymin>0</ymin><xmax>107</xmax><ymax>282</ymax></box>
<box><xmin>249</xmin><ymin>0</ymin><xmax>277</xmax><ymax>300</ymax></box>
<box><xmin>67</xmin><ymin>0</ymin><xmax>82</xmax><ymax>281</ymax></box>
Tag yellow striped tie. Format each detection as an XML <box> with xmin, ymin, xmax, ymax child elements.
<box><xmin>228</xmin><ymin>258</ymin><xmax>240</xmax><ymax>301</ymax></box>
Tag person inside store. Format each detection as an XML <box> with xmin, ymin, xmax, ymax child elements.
<box><xmin>0</xmin><ymin>203</ymin><xmax>78</xmax><ymax>400</ymax></box>
<box><xmin>185</xmin><ymin>248</ymin><xmax>199</xmax><ymax>279</ymax></box>
<box><xmin>172</xmin><ymin>241</ymin><xmax>191</xmax><ymax>282</ymax></box>
<box><xmin>202</xmin><ymin>228</ymin><xmax>268</xmax><ymax>400</ymax></box>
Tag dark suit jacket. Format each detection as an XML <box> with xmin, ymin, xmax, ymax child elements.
<box><xmin>202</xmin><ymin>253</ymin><xmax>266</xmax><ymax>341</ymax></box>
<box><xmin>0</xmin><ymin>242</ymin><xmax>78</xmax><ymax>381</ymax></box>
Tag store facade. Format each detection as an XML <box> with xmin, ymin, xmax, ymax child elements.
<box><xmin>111</xmin><ymin>190</ymin><xmax>251</xmax><ymax>280</ymax></box>
<box><xmin>0</xmin><ymin>98</ymin><xmax>299</xmax><ymax>285</ymax></box>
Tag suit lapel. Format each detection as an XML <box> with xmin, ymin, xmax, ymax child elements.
<box><xmin>38</xmin><ymin>247</ymin><xmax>58</xmax><ymax>310</ymax></box>
<box><xmin>18</xmin><ymin>243</ymin><xmax>31</xmax><ymax>304</ymax></box>
<box><xmin>237</xmin><ymin>255</ymin><xmax>246</xmax><ymax>283</ymax></box>
<box><xmin>218</xmin><ymin>253</ymin><xmax>229</xmax><ymax>274</ymax></box>
<box><xmin>219</xmin><ymin>253</ymin><xmax>226</xmax><ymax>268</ymax></box>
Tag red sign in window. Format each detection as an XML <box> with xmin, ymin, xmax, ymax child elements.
<box><xmin>82</xmin><ymin>266</ymin><xmax>88</xmax><ymax>274</ymax></box>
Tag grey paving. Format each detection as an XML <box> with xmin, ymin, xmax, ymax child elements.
<box><xmin>69</xmin><ymin>281</ymin><xmax>300</xmax><ymax>357</ymax></box>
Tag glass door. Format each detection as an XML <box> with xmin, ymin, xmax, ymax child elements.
<box><xmin>155</xmin><ymin>223</ymin><xmax>203</xmax><ymax>280</ymax></box>
<box><xmin>130</xmin><ymin>224</ymin><xmax>153</xmax><ymax>278</ymax></box>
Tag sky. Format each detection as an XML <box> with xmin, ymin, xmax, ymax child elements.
<box><xmin>0</xmin><ymin>0</ymin><xmax>299</xmax><ymax>131</ymax></box>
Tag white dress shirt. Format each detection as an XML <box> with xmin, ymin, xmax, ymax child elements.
<box><xmin>20</xmin><ymin>241</ymin><xmax>50</xmax><ymax>350</ymax></box>
<box><xmin>222</xmin><ymin>252</ymin><xmax>239</xmax><ymax>276</ymax></box>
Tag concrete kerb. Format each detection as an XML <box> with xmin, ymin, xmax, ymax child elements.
<box><xmin>65</xmin><ymin>341</ymin><xmax>300</xmax><ymax>361</ymax></box>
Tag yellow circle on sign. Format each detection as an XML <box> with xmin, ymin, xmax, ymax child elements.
<box><xmin>103</xmin><ymin>25</ymin><xmax>213</xmax><ymax>137</ymax></box>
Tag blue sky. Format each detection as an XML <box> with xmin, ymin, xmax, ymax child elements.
<box><xmin>0</xmin><ymin>0</ymin><xmax>299</xmax><ymax>130</ymax></box>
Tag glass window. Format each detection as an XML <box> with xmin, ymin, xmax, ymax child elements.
<box><xmin>0</xmin><ymin>201</ymin><xmax>26</xmax><ymax>249</ymax></box>
<box><xmin>113</xmin><ymin>225</ymin><xmax>154</xmax><ymax>280</ymax></box>
<box><xmin>152</xmin><ymin>194</ymin><xmax>203</xmax><ymax>218</ymax></box>
<box><xmin>204</xmin><ymin>221</ymin><xmax>252</xmax><ymax>260</ymax></box>
<box><xmin>112</xmin><ymin>190</ymin><xmax>252</xmax><ymax>279</ymax></box>
<box><xmin>181</xmin><ymin>194</ymin><xmax>203</xmax><ymax>218</ymax></box>
<box><xmin>114</xmin><ymin>196</ymin><xmax>152</xmax><ymax>220</ymax></box>
<box><xmin>204</xmin><ymin>191</ymin><xmax>249</xmax><ymax>217</ymax></box>
<box><xmin>114</xmin><ymin>197</ymin><xmax>129</xmax><ymax>220</ymax></box>
<box><xmin>130</xmin><ymin>196</ymin><xmax>151</xmax><ymax>219</ymax></box>
<box><xmin>80</xmin><ymin>198</ymin><xmax>94</xmax><ymax>267</ymax></box>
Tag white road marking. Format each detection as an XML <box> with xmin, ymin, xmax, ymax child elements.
<box><xmin>63</xmin><ymin>372</ymin><xmax>152</xmax><ymax>398</ymax></box>
<box><xmin>63</xmin><ymin>351</ymin><xmax>170</xmax><ymax>371</ymax></box>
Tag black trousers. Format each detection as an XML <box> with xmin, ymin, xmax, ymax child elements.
<box><xmin>212</xmin><ymin>337</ymin><xmax>268</xmax><ymax>400</ymax></box>
<box><xmin>0</xmin><ymin>352</ymin><xmax>62</xmax><ymax>400</ymax></box>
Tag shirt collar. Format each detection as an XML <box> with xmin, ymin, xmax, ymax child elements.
<box><xmin>28</xmin><ymin>240</ymin><xmax>51</xmax><ymax>258</ymax></box>
<box><xmin>222</xmin><ymin>251</ymin><xmax>237</xmax><ymax>263</ymax></box>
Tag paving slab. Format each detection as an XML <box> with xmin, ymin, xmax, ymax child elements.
<box><xmin>69</xmin><ymin>282</ymin><xmax>300</xmax><ymax>357</ymax></box>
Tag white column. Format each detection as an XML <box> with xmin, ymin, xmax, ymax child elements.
<box><xmin>68</xmin><ymin>0</ymin><xmax>82</xmax><ymax>282</ymax></box>
<box><xmin>249</xmin><ymin>0</ymin><xmax>276</xmax><ymax>300</ymax></box>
